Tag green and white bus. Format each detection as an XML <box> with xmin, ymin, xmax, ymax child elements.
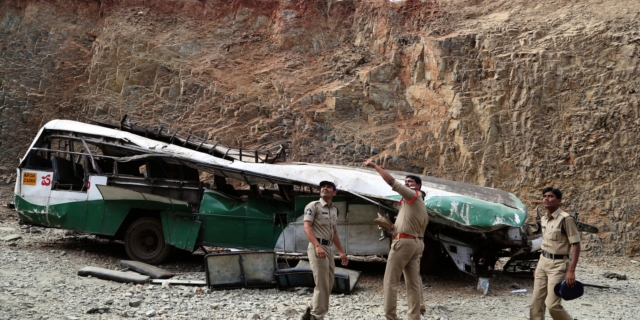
<box><xmin>14</xmin><ymin>118</ymin><xmax>548</xmax><ymax>275</ymax></box>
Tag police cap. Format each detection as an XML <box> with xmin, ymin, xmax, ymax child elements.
<box><xmin>319</xmin><ymin>180</ymin><xmax>337</xmax><ymax>190</ymax></box>
<box><xmin>554</xmin><ymin>280</ymin><xmax>584</xmax><ymax>301</ymax></box>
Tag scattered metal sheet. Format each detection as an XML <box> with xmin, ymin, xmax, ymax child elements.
<box><xmin>274</xmin><ymin>260</ymin><xmax>361</xmax><ymax>294</ymax></box>
<box><xmin>1</xmin><ymin>234</ymin><xmax>21</xmax><ymax>241</ymax></box>
<box><xmin>77</xmin><ymin>266</ymin><xmax>149</xmax><ymax>284</ymax></box>
<box><xmin>120</xmin><ymin>260</ymin><xmax>174</xmax><ymax>279</ymax></box>
<box><xmin>204</xmin><ymin>251</ymin><xmax>277</xmax><ymax>289</ymax></box>
<box><xmin>150</xmin><ymin>279</ymin><xmax>207</xmax><ymax>286</ymax></box>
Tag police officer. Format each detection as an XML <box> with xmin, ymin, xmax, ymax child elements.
<box><xmin>530</xmin><ymin>187</ymin><xmax>581</xmax><ymax>320</ymax></box>
<box><xmin>301</xmin><ymin>181</ymin><xmax>348</xmax><ymax>320</ymax></box>
<box><xmin>364</xmin><ymin>160</ymin><xmax>428</xmax><ymax>320</ymax></box>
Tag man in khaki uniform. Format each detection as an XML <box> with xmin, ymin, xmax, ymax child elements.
<box><xmin>530</xmin><ymin>187</ymin><xmax>581</xmax><ymax>320</ymax></box>
<box><xmin>364</xmin><ymin>160</ymin><xmax>429</xmax><ymax>320</ymax></box>
<box><xmin>301</xmin><ymin>181</ymin><xmax>348</xmax><ymax>320</ymax></box>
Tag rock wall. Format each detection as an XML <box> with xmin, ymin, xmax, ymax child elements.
<box><xmin>0</xmin><ymin>0</ymin><xmax>639</xmax><ymax>255</ymax></box>
<box><xmin>0</xmin><ymin>0</ymin><xmax>98</xmax><ymax>181</ymax></box>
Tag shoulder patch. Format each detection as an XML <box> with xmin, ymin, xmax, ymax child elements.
<box><xmin>305</xmin><ymin>209</ymin><xmax>313</xmax><ymax>215</ymax></box>
<box><xmin>559</xmin><ymin>211</ymin><xmax>572</xmax><ymax>218</ymax></box>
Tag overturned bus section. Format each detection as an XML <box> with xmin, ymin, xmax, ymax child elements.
<box><xmin>13</xmin><ymin>118</ymin><xmax>595</xmax><ymax>275</ymax></box>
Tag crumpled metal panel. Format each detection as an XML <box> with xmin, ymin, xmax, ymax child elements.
<box><xmin>161</xmin><ymin>212</ymin><xmax>201</xmax><ymax>251</ymax></box>
<box><xmin>204</xmin><ymin>252</ymin><xmax>277</xmax><ymax>289</ymax></box>
<box><xmin>423</xmin><ymin>195</ymin><xmax>526</xmax><ymax>231</ymax></box>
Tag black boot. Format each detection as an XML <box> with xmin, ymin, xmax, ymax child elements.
<box><xmin>300</xmin><ymin>307</ymin><xmax>311</xmax><ymax>320</ymax></box>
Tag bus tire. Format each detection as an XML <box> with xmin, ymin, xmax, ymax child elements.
<box><xmin>124</xmin><ymin>217</ymin><xmax>172</xmax><ymax>265</ymax></box>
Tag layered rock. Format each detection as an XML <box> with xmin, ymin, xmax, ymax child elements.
<box><xmin>0</xmin><ymin>0</ymin><xmax>638</xmax><ymax>255</ymax></box>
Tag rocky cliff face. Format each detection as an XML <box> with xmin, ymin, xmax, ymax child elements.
<box><xmin>0</xmin><ymin>0</ymin><xmax>639</xmax><ymax>255</ymax></box>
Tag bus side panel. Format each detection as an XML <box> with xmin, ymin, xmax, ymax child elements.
<box><xmin>98</xmin><ymin>199</ymin><xmax>178</xmax><ymax>236</ymax></box>
<box><xmin>15</xmin><ymin>170</ymin><xmax>53</xmax><ymax>225</ymax></box>
<box><xmin>47</xmin><ymin>192</ymin><xmax>87</xmax><ymax>230</ymax></box>
<box><xmin>243</xmin><ymin>197</ymin><xmax>288</xmax><ymax>248</ymax></box>
<box><xmin>14</xmin><ymin>168</ymin><xmax>21</xmax><ymax>196</ymax></box>
<box><xmin>14</xmin><ymin>196</ymin><xmax>48</xmax><ymax>225</ymax></box>
<box><xmin>100</xmin><ymin>201</ymin><xmax>148</xmax><ymax>235</ymax></box>
<box><xmin>85</xmin><ymin>176</ymin><xmax>107</xmax><ymax>233</ymax></box>
<box><xmin>197</xmin><ymin>192</ymin><xmax>247</xmax><ymax>247</ymax></box>
<box><xmin>161</xmin><ymin>213</ymin><xmax>201</xmax><ymax>251</ymax></box>
<box><xmin>197</xmin><ymin>191</ymin><xmax>286</xmax><ymax>250</ymax></box>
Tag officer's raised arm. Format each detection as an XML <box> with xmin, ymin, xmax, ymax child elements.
<box><xmin>363</xmin><ymin>160</ymin><xmax>395</xmax><ymax>186</ymax></box>
<box><xmin>364</xmin><ymin>159</ymin><xmax>420</xmax><ymax>201</ymax></box>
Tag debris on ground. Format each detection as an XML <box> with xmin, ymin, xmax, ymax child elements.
<box><xmin>603</xmin><ymin>272</ymin><xmax>628</xmax><ymax>280</ymax></box>
<box><xmin>86</xmin><ymin>307</ymin><xmax>110</xmax><ymax>314</ymax></box>
<box><xmin>150</xmin><ymin>279</ymin><xmax>207</xmax><ymax>286</ymax></box>
<box><xmin>1</xmin><ymin>234</ymin><xmax>21</xmax><ymax>241</ymax></box>
<box><xmin>120</xmin><ymin>260</ymin><xmax>174</xmax><ymax>279</ymax></box>
<box><xmin>77</xmin><ymin>266</ymin><xmax>150</xmax><ymax>284</ymax></box>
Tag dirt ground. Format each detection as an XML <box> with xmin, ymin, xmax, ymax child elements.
<box><xmin>1</xmin><ymin>205</ymin><xmax>639</xmax><ymax>319</ymax></box>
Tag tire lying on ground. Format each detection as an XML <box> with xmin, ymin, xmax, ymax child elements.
<box><xmin>124</xmin><ymin>217</ymin><xmax>173</xmax><ymax>265</ymax></box>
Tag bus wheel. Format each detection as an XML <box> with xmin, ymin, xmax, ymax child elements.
<box><xmin>124</xmin><ymin>218</ymin><xmax>172</xmax><ymax>265</ymax></box>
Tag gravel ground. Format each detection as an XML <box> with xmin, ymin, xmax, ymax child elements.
<box><xmin>1</xmin><ymin>206</ymin><xmax>638</xmax><ymax>320</ymax></box>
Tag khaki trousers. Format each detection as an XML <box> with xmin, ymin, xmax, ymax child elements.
<box><xmin>530</xmin><ymin>256</ymin><xmax>573</xmax><ymax>320</ymax></box>
<box><xmin>308</xmin><ymin>243</ymin><xmax>335</xmax><ymax>320</ymax></box>
<box><xmin>383</xmin><ymin>238</ymin><xmax>424</xmax><ymax>320</ymax></box>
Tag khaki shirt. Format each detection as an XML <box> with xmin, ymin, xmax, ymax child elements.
<box><xmin>540</xmin><ymin>209</ymin><xmax>581</xmax><ymax>255</ymax></box>
<box><xmin>303</xmin><ymin>198</ymin><xmax>338</xmax><ymax>243</ymax></box>
<box><xmin>392</xmin><ymin>180</ymin><xmax>429</xmax><ymax>238</ymax></box>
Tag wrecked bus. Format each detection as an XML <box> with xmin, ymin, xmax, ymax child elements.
<box><xmin>13</xmin><ymin>118</ymin><xmax>593</xmax><ymax>275</ymax></box>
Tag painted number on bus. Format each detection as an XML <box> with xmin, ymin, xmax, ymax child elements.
<box><xmin>23</xmin><ymin>172</ymin><xmax>37</xmax><ymax>186</ymax></box>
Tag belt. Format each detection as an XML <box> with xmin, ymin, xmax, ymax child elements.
<box><xmin>393</xmin><ymin>233</ymin><xmax>423</xmax><ymax>240</ymax></box>
<box><xmin>316</xmin><ymin>237</ymin><xmax>332</xmax><ymax>246</ymax></box>
<box><xmin>541</xmin><ymin>250</ymin><xmax>568</xmax><ymax>260</ymax></box>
